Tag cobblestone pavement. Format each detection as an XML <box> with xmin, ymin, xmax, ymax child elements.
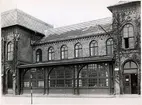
<box><xmin>1</xmin><ymin>95</ymin><xmax>141</xmax><ymax>105</ymax></box>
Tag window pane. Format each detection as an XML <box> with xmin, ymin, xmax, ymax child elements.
<box><xmin>65</xmin><ymin>80</ymin><xmax>72</xmax><ymax>87</ymax></box>
<box><xmin>24</xmin><ymin>82</ymin><xmax>30</xmax><ymax>87</ymax></box>
<box><xmin>99</xmin><ymin>79</ymin><xmax>108</xmax><ymax>87</ymax></box>
<box><xmin>38</xmin><ymin>81</ymin><xmax>44</xmax><ymax>87</ymax></box>
<box><xmin>81</xmin><ymin>79</ymin><xmax>88</xmax><ymax>87</ymax></box>
<box><xmin>129</xmin><ymin>38</ymin><xmax>134</xmax><ymax>48</ymax></box>
<box><xmin>107</xmin><ymin>39</ymin><xmax>113</xmax><ymax>55</ymax></box>
<box><xmin>56</xmin><ymin>80</ymin><xmax>64</xmax><ymax>87</ymax></box>
<box><xmin>131</xmin><ymin>62</ymin><xmax>137</xmax><ymax>68</ymax></box>
<box><xmin>88</xmin><ymin>79</ymin><xmax>97</xmax><ymax>87</ymax></box>
<box><xmin>32</xmin><ymin>80</ymin><xmax>37</xmax><ymax>87</ymax></box>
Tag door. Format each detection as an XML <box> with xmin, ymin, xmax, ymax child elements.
<box><xmin>123</xmin><ymin>61</ymin><xmax>138</xmax><ymax>94</ymax></box>
<box><xmin>124</xmin><ymin>73</ymin><xmax>138</xmax><ymax>94</ymax></box>
<box><xmin>8</xmin><ymin>70</ymin><xmax>13</xmax><ymax>89</ymax></box>
<box><xmin>7</xmin><ymin>70</ymin><xmax>13</xmax><ymax>94</ymax></box>
<box><xmin>131</xmin><ymin>74</ymin><xmax>138</xmax><ymax>94</ymax></box>
<box><xmin>124</xmin><ymin>74</ymin><xmax>131</xmax><ymax>94</ymax></box>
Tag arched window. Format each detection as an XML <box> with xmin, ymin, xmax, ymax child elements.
<box><xmin>75</xmin><ymin>42</ymin><xmax>82</xmax><ymax>58</ymax></box>
<box><xmin>122</xmin><ymin>24</ymin><xmax>134</xmax><ymax>48</ymax></box>
<box><xmin>23</xmin><ymin>68</ymin><xmax>44</xmax><ymax>88</ymax></box>
<box><xmin>79</xmin><ymin>63</ymin><xmax>109</xmax><ymax>87</ymax></box>
<box><xmin>36</xmin><ymin>49</ymin><xmax>42</xmax><ymax>62</ymax></box>
<box><xmin>61</xmin><ymin>45</ymin><xmax>68</xmax><ymax>59</ymax></box>
<box><xmin>106</xmin><ymin>38</ymin><xmax>113</xmax><ymax>55</ymax></box>
<box><xmin>90</xmin><ymin>40</ymin><xmax>98</xmax><ymax>56</ymax></box>
<box><xmin>123</xmin><ymin>61</ymin><xmax>138</xmax><ymax>73</ymax></box>
<box><xmin>7</xmin><ymin>42</ymin><xmax>14</xmax><ymax>60</ymax></box>
<box><xmin>48</xmin><ymin>47</ymin><xmax>54</xmax><ymax>61</ymax></box>
<box><xmin>49</xmin><ymin>67</ymin><xmax>73</xmax><ymax>87</ymax></box>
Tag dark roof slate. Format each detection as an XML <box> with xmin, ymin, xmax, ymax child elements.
<box><xmin>108</xmin><ymin>1</ymin><xmax>140</xmax><ymax>9</ymax></box>
<box><xmin>36</xmin><ymin>17</ymin><xmax>112</xmax><ymax>44</ymax></box>
<box><xmin>1</xmin><ymin>9</ymin><xmax>53</xmax><ymax>34</ymax></box>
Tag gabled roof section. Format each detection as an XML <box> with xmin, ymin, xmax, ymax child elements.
<box><xmin>108</xmin><ymin>1</ymin><xmax>140</xmax><ymax>11</ymax></box>
<box><xmin>1</xmin><ymin>9</ymin><xmax>53</xmax><ymax>35</ymax></box>
<box><xmin>35</xmin><ymin>17</ymin><xmax>112</xmax><ymax>44</ymax></box>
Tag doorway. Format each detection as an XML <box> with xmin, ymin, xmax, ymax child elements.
<box><xmin>7</xmin><ymin>70</ymin><xmax>13</xmax><ymax>94</ymax></box>
<box><xmin>123</xmin><ymin>61</ymin><xmax>138</xmax><ymax>94</ymax></box>
<box><xmin>124</xmin><ymin>73</ymin><xmax>138</xmax><ymax>94</ymax></box>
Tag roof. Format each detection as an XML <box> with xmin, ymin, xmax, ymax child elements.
<box><xmin>1</xmin><ymin>9</ymin><xmax>53</xmax><ymax>35</ymax></box>
<box><xmin>108</xmin><ymin>1</ymin><xmax>140</xmax><ymax>10</ymax></box>
<box><xmin>36</xmin><ymin>17</ymin><xmax>112</xmax><ymax>44</ymax></box>
<box><xmin>18</xmin><ymin>56</ymin><xmax>114</xmax><ymax>69</ymax></box>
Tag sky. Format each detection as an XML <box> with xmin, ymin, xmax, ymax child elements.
<box><xmin>0</xmin><ymin>0</ymin><xmax>138</xmax><ymax>27</ymax></box>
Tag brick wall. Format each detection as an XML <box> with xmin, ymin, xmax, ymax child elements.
<box><xmin>33</xmin><ymin>34</ymin><xmax>110</xmax><ymax>63</ymax></box>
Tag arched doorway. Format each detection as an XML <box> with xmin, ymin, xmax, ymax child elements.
<box><xmin>123</xmin><ymin>61</ymin><xmax>138</xmax><ymax>94</ymax></box>
<box><xmin>7</xmin><ymin>70</ymin><xmax>13</xmax><ymax>94</ymax></box>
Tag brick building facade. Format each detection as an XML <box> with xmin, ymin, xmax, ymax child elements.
<box><xmin>1</xmin><ymin>1</ymin><xmax>141</xmax><ymax>95</ymax></box>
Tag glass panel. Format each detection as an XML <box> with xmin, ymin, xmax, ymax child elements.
<box><xmin>65</xmin><ymin>80</ymin><xmax>72</xmax><ymax>87</ymax></box>
<box><xmin>129</xmin><ymin>26</ymin><xmax>133</xmax><ymax>37</ymax></box>
<box><xmin>56</xmin><ymin>80</ymin><xmax>64</xmax><ymax>87</ymax></box>
<box><xmin>131</xmin><ymin>62</ymin><xmax>137</xmax><ymax>68</ymax></box>
<box><xmin>99</xmin><ymin>79</ymin><xmax>108</xmax><ymax>87</ymax></box>
<box><xmin>38</xmin><ymin>81</ymin><xmax>44</xmax><ymax>87</ymax></box>
<box><xmin>50</xmin><ymin>80</ymin><xmax>56</xmax><ymax>87</ymax></box>
<box><xmin>129</xmin><ymin>38</ymin><xmax>134</xmax><ymax>48</ymax></box>
<box><xmin>65</xmin><ymin>70</ymin><xmax>72</xmax><ymax>78</ymax></box>
<box><xmin>124</xmin><ymin>62</ymin><xmax>130</xmax><ymax>69</ymax></box>
<box><xmin>24</xmin><ymin>82</ymin><xmax>30</xmax><ymax>87</ymax></box>
<box><xmin>81</xmin><ymin>79</ymin><xmax>88</xmax><ymax>87</ymax></box>
<box><xmin>32</xmin><ymin>80</ymin><xmax>37</xmax><ymax>87</ymax></box>
<box><xmin>88</xmin><ymin>79</ymin><xmax>97</xmax><ymax>87</ymax></box>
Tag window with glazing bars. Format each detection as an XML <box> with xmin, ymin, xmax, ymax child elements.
<box><xmin>90</xmin><ymin>40</ymin><xmax>98</xmax><ymax>56</ymax></box>
<box><xmin>7</xmin><ymin>42</ymin><xmax>14</xmax><ymax>60</ymax></box>
<box><xmin>61</xmin><ymin>45</ymin><xmax>68</xmax><ymax>59</ymax></box>
<box><xmin>79</xmin><ymin>63</ymin><xmax>109</xmax><ymax>87</ymax></box>
<box><xmin>48</xmin><ymin>47</ymin><xmax>54</xmax><ymax>61</ymax></box>
<box><xmin>49</xmin><ymin>67</ymin><xmax>73</xmax><ymax>87</ymax></box>
<box><xmin>123</xmin><ymin>24</ymin><xmax>134</xmax><ymax>49</ymax></box>
<box><xmin>106</xmin><ymin>38</ymin><xmax>113</xmax><ymax>55</ymax></box>
<box><xmin>36</xmin><ymin>49</ymin><xmax>42</xmax><ymax>62</ymax></box>
<box><xmin>75</xmin><ymin>42</ymin><xmax>82</xmax><ymax>58</ymax></box>
<box><xmin>23</xmin><ymin>68</ymin><xmax>44</xmax><ymax>88</ymax></box>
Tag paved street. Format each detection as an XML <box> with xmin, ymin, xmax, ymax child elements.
<box><xmin>1</xmin><ymin>95</ymin><xmax>142</xmax><ymax>105</ymax></box>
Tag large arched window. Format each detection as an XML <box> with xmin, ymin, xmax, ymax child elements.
<box><xmin>106</xmin><ymin>38</ymin><xmax>113</xmax><ymax>55</ymax></box>
<box><xmin>90</xmin><ymin>40</ymin><xmax>98</xmax><ymax>56</ymax></box>
<box><xmin>36</xmin><ymin>49</ymin><xmax>42</xmax><ymax>62</ymax></box>
<box><xmin>48</xmin><ymin>47</ymin><xmax>54</xmax><ymax>61</ymax></box>
<box><xmin>23</xmin><ymin>68</ymin><xmax>44</xmax><ymax>88</ymax></box>
<box><xmin>49</xmin><ymin>67</ymin><xmax>73</xmax><ymax>87</ymax></box>
<box><xmin>122</xmin><ymin>24</ymin><xmax>134</xmax><ymax>49</ymax></box>
<box><xmin>79</xmin><ymin>63</ymin><xmax>109</xmax><ymax>87</ymax></box>
<box><xmin>75</xmin><ymin>42</ymin><xmax>82</xmax><ymax>58</ymax></box>
<box><xmin>61</xmin><ymin>45</ymin><xmax>68</xmax><ymax>59</ymax></box>
<box><xmin>7</xmin><ymin>42</ymin><xmax>14</xmax><ymax>60</ymax></box>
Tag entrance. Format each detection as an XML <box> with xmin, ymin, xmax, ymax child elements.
<box><xmin>124</xmin><ymin>74</ymin><xmax>138</xmax><ymax>94</ymax></box>
<box><xmin>7</xmin><ymin>70</ymin><xmax>13</xmax><ymax>94</ymax></box>
<box><xmin>123</xmin><ymin>61</ymin><xmax>138</xmax><ymax>94</ymax></box>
